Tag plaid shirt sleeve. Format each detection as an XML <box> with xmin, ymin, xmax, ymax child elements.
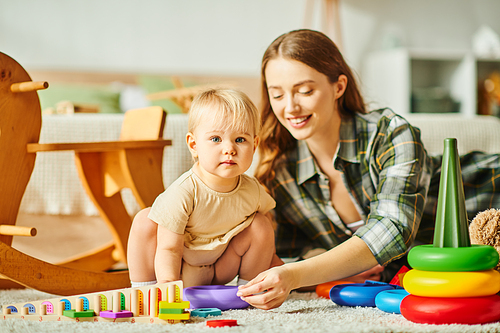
<box><xmin>352</xmin><ymin>112</ymin><xmax>433</xmax><ymax>265</ymax></box>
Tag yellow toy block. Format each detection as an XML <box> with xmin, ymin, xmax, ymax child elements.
<box><xmin>158</xmin><ymin>301</ymin><xmax>190</xmax><ymax>309</ymax></box>
<box><xmin>158</xmin><ymin>312</ymin><xmax>190</xmax><ymax>321</ymax></box>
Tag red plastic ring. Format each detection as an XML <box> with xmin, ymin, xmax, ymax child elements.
<box><xmin>206</xmin><ymin>319</ymin><xmax>238</xmax><ymax>327</ymax></box>
<box><xmin>401</xmin><ymin>294</ymin><xmax>500</xmax><ymax>325</ymax></box>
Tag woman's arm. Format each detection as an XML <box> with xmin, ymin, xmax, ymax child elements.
<box><xmin>154</xmin><ymin>224</ymin><xmax>184</xmax><ymax>283</ymax></box>
<box><xmin>237</xmin><ymin>236</ymin><xmax>378</xmax><ymax>309</ymax></box>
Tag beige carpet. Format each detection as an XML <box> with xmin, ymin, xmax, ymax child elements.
<box><xmin>2</xmin><ymin>288</ymin><xmax>500</xmax><ymax>333</ymax></box>
<box><xmin>5</xmin><ymin>214</ymin><xmax>500</xmax><ymax>332</ymax></box>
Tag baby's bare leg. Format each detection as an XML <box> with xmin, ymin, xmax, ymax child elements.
<box><xmin>212</xmin><ymin>213</ymin><xmax>275</xmax><ymax>285</ymax></box>
<box><xmin>127</xmin><ymin>208</ymin><xmax>158</xmax><ymax>283</ymax></box>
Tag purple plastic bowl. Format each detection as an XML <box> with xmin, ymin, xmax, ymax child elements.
<box><xmin>183</xmin><ymin>285</ymin><xmax>249</xmax><ymax>311</ymax></box>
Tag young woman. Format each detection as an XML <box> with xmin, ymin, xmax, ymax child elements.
<box><xmin>237</xmin><ymin>29</ymin><xmax>500</xmax><ymax>309</ymax></box>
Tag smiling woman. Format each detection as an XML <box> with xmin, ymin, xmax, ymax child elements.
<box><xmin>236</xmin><ymin>29</ymin><xmax>500</xmax><ymax>310</ymax></box>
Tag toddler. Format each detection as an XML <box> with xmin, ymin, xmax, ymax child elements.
<box><xmin>127</xmin><ymin>88</ymin><xmax>276</xmax><ymax>288</ymax></box>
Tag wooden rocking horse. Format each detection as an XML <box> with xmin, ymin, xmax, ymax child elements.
<box><xmin>0</xmin><ymin>52</ymin><xmax>171</xmax><ymax>295</ymax></box>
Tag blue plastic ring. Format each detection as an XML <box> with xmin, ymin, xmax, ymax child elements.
<box><xmin>190</xmin><ymin>308</ymin><xmax>222</xmax><ymax>318</ymax></box>
<box><xmin>329</xmin><ymin>281</ymin><xmax>397</xmax><ymax>307</ymax></box>
<box><xmin>375</xmin><ymin>289</ymin><xmax>410</xmax><ymax>314</ymax></box>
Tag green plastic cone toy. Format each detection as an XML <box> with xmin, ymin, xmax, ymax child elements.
<box><xmin>433</xmin><ymin>138</ymin><xmax>470</xmax><ymax>248</ymax></box>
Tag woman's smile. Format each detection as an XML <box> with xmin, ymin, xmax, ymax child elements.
<box><xmin>288</xmin><ymin>115</ymin><xmax>312</xmax><ymax>128</ymax></box>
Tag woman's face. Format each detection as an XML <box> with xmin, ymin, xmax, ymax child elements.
<box><xmin>264</xmin><ymin>57</ymin><xmax>346</xmax><ymax>142</ymax></box>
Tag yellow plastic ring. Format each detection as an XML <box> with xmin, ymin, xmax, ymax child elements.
<box><xmin>403</xmin><ymin>269</ymin><xmax>500</xmax><ymax>297</ymax></box>
<box><xmin>408</xmin><ymin>244</ymin><xmax>499</xmax><ymax>271</ymax></box>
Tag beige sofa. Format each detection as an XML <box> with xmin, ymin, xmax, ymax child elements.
<box><xmin>20</xmin><ymin>113</ymin><xmax>500</xmax><ymax>217</ymax></box>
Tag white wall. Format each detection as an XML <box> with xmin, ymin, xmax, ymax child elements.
<box><xmin>2</xmin><ymin>0</ymin><xmax>500</xmax><ymax>77</ymax></box>
<box><xmin>1</xmin><ymin>0</ymin><xmax>303</xmax><ymax>76</ymax></box>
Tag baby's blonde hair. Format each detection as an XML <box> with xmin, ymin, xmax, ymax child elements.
<box><xmin>188</xmin><ymin>88</ymin><xmax>260</xmax><ymax>136</ymax></box>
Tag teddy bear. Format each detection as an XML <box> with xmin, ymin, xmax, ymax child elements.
<box><xmin>469</xmin><ymin>208</ymin><xmax>500</xmax><ymax>271</ymax></box>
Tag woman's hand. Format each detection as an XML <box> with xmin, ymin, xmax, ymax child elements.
<box><xmin>236</xmin><ymin>264</ymin><xmax>299</xmax><ymax>310</ymax></box>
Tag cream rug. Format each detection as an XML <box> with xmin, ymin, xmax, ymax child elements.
<box><xmin>1</xmin><ymin>288</ymin><xmax>500</xmax><ymax>333</ymax></box>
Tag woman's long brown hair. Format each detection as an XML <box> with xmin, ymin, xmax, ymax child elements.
<box><xmin>255</xmin><ymin>29</ymin><xmax>366</xmax><ymax>189</ymax></box>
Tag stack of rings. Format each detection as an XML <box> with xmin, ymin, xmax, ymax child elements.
<box><xmin>401</xmin><ymin>244</ymin><xmax>500</xmax><ymax>324</ymax></box>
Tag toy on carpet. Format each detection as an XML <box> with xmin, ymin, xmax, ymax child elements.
<box><xmin>374</xmin><ymin>289</ymin><xmax>409</xmax><ymax>314</ymax></box>
<box><xmin>329</xmin><ymin>280</ymin><xmax>401</xmax><ymax>307</ymax></box>
<box><xmin>401</xmin><ymin>138</ymin><xmax>500</xmax><ymax>325</ymax></box>
<box><xmin>206</xmin><ymin>319</ymin><xmax>238</xmax><ymax>327</ymax></box>
<box><xmin>190</xmin><ymin>308</ymin><xmax>222</xmax><ymax>318</ymax></box>
<box><xmin>184</xmin><ymin>285</ymin><xmax>249</xmax><ymax>311</ymax></box>
<box><xmin>1</xmin><ymin>281</ymin><xmax>190</xmax><ymax>324</ymax></box>
<box><xmin>315</xmin><ymin>280</ymin><xmax>354</xmax><ymax>299</ymax></box>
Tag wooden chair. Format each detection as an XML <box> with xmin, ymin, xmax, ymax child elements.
<box><xmin>0</xmin><ymin>52</ymin><xmax>171</xmax><ymax>295</ymax></box>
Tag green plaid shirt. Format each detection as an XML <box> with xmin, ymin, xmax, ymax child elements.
<box><xmin>270</xmin><ymin>108</ymin><xmax>500</xmax><ymax>265</ymax></box>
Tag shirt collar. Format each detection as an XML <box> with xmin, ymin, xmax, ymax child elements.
<box><xmin>338</xmin><ymin>115</ymin><xmax>361</xmax><ymax>164</ymax></box>
<box><xmin>296</xmin><ymin>115</ymin><xmax>363</xmax><ymax>185</ymax></box>
<box><xmin>296</xmin><ymin>140</ymin><xmax>317</xmax><ymax>185</ymax></box>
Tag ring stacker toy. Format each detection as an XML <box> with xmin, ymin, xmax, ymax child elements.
<box><xmin>315</xmin><ymin>280</ymin><xmax>354</xmax><ymax>299</ymax></box>
<box><xmin>329</xmin><ymin>281</ymin><xmax>399</xmax><ymax>307</ymax></box>
<box><xmin>401</xmin><ymin>139</ymin><xmax>500</xmax><ymax>325</ymax></box>
<box><xmin>206</xmin><ymin>319</ymin><xmax>238</xmax><ymax>327</ymax></box>
<box><xmin>190</xmin><ymin>308</ymin><xmax>222</xmax><ymax>318</ymax></box>
<box><xmin>374</xmin><ymin>289</ymin><xmax>409</xmax><ymax>314</ymax></box>
<box><xmin>184</xmin><ymin>285</ymin><xmax>249</xmax><ymax>311</ymax></box>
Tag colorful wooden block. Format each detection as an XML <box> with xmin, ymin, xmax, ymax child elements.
<box><xmin>99</xmin><ymin>310</ymin><xmax>134</xmax><ymax>319</ymax></box>
<box><xmin>159</xmin><ymin>308</ymin><xmax>185</xmax><ymax>314</ymax></box>
<box><xmin>191</xmin><ymin>308</ymin><xmax>222</xmax><ymax>318</ymax></box>
<box><xmin>63</xmin><ymin>309</ymin><xmax>95</xmax><ymax>318</ymax></box>
<box><xmin>158</xmin><ymin>313</ymin><xmax>190</xmax><ymax>320</ymax></box>
<box><xmin>158</xmin><ymin>301</ymin><xmax>190</xmax><ymax>309</ymax></box>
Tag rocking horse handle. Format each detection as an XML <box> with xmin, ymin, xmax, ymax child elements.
<box><xmin>10</xmin><ymin>81</ymin><xmax>49</xmax><ymax>93</ymax></box>
<box><xmin>0</xmin><ymin>225</ymin><xmax>37</xmax><ymax>237</ymax></box>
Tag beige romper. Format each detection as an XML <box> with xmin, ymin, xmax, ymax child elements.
<box><xmin>148</xmin><ymin>169</ymin><xmax>275</xmax><ymax>287</ymax></box>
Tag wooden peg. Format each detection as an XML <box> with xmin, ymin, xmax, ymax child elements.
<box><xmin>150</xmin><ymin>287</ymin><xmax>158</xmax><ymax>317</ymax></box>
<box><xmin>10</xmin><ymin>81</ymin><xmax>49</xmax><ymax>93</ymax></box>
<box><xmin>168</xmin><ymin>284</ymin><xmax>175</xmax><ymax>303</ymax></box>
<box><xmin>76</xmin><ymin>298</ymin><xmax>83</xmax><ymax>312</ymax></box>
<box><xmin>113</xmin><ymin>291</ymin><xmax>120</xmax><ymax>313</ymax></box>
<box><xmin>0</xmin><ymin>225</ymin><xmax>36</xmax><ymax>237</ymax></box>
<box><xmin>40</xmin><ymin>303</ymin><xmax>47</xmax><ymax>316</ymax></box>
<box><xmin>57</xmin><ymin>301</ymin><xmax>65</xmax><ymax>316</ymax></box>
<box><xmin>94</xmin><ymin>295</ymin><xmax>101</xmax><ymax>315</ymax></box>
<box><xmin>130</xmin><ymin>289</ymin><xmax>139</xmax><ymax>317</ymax></box>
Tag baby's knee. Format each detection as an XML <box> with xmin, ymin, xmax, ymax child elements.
<box><xmin>249</xmin><ymin>213</ymin><xmax>274</xmax><ymax>238</ymax></box>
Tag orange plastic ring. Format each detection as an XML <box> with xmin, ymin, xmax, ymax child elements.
<box><xmin>315</xmin><ymin>280</ymin><xmax>354</xmax><ymax>299</ymax></box>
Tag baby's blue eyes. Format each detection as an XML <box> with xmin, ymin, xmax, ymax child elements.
<box><xmin>210</xmin><ymin>137</ymin><xmax>246</xmax><ymax>143</ymax></box>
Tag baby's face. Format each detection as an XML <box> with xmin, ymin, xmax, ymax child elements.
<box><xmin>190</xmin><ymin>112</ymin><xmax>257</xmax><ymax>181</ymax></box>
